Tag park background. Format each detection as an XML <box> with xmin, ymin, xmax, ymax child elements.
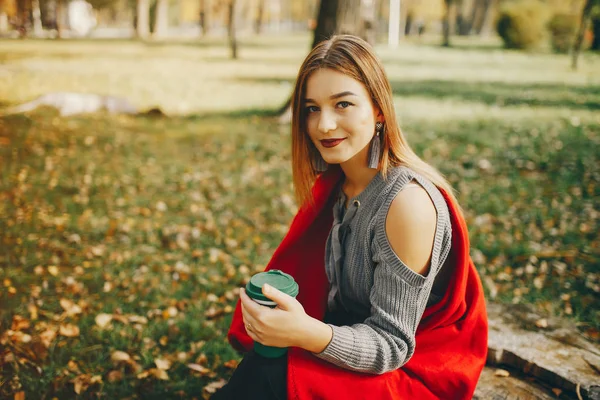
<box><xmin>0</xmin><ymin>0</ymin><xmax>599</xmax><ymax>398</ymax></box>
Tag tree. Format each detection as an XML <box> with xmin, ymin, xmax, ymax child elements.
<box><xmin>228</xmin><ymin>0</ymin><xmax>237</xmax><ymax>59</ymax></box>
<box><xmin>572</xmin><ymin>0</ymin><xmax>598</xmax><ymax>69</ymax></box>
<box><xmin>153</xmin><ymin>0</ymin><xmax>168</xmax><ymax>37</ymax></box>
<box><xmin>199</xmin><ymin>0</ymin><xmax>207</xmax><ymax>35</ymax></box>
<box><xmin>254</xmin><ymin>0</ymin><xmax>264</xmax><ymax>34</ymax></box>
<box><xmin>442</xmin><ymin>0</ymin><xmax>454</xmax><ymax>46</ymax></box>
<box><xmin>136</xmin><ymin>0</ymin><xmax>150</xmax><ymax>38</ymax></box>
<box><xmin>279</xmin><ymin>0</ymin><xmax>373</xmax><ymax>122</ymax></box>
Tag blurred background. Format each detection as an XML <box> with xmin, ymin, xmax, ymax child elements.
<box><xmin>0</xmin><ymin>0</ymin><xmax>599</xmax><ymax>399</ymax></box>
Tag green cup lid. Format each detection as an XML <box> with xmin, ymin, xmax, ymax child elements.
<box><xmin>246</xmin><ymin>270</ymin><xmax>299</xmax><ymax>302</ymax></box>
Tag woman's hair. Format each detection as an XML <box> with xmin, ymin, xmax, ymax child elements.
<box><xmin>291</xmin><ymin>34</ymin><xmax>462</xmax><ymax>215</ymax></box>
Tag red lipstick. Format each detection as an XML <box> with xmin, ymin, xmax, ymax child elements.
<box><xmin>320</xmin><ymin>138</ymin><xmax>345</xmax><ymax>148</ymax></box>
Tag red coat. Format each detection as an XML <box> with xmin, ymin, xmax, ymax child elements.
<box><xmin>228</xmin><ymin>166</ymin><xmax>488</xmax><ymax>399</ymax></box>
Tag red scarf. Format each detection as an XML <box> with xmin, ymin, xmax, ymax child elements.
<box><xmin>227</xmin><ymin>166</ymin><xmax>488</xmax><ymax>399</ymax></box>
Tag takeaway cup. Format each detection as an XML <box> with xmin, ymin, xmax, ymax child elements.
<box><xmin>245</xmin><ymin>269</ymin><xmax>299</xmax><ymax>358</ymax></box>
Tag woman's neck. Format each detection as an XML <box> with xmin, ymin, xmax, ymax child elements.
<box><xmin>340</xmin><ymin>149</ymin><xmax>379</xmax><ymax>199</ymax></box>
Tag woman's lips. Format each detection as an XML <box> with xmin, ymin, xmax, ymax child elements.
<box><xmin>320</xmin><ymin>138</ymin><xmax>345</xmax><ymax>148</ymax></box>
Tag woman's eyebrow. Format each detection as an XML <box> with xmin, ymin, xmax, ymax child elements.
<box><xmin>304</xmin><ymin>91</ymin><xmax>357</xmax><ymax>103</ymax></box>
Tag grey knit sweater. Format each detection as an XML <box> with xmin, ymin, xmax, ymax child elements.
<box><xmin>313</xmin><ymin>166</ymin><xmax>453</xmax><ymax>374</ymax></box>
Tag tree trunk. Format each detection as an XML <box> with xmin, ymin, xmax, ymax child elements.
<box><xmin>16</xmin><ymin>0</ymin><xmax>30</xmax><ymax>37</ymax></box>
<box><xmin>592</xmin><ymin>14</ymin><xmax>600</xmax><ymax>50</ymax></box>
<box><xmin>55</xmin><ymin>0</ymin><xmax>63</xmax><ymax>38</ymax></box>
<box><xmin>389</xmin><ymin>0</ymin><xmax>401</xmax><ymax>47</ymax></box>
<box><xmin>279</xmin><ymin>0</ymin><xmax>371</xmax><ymax>122</ymax></box>
<box><xmin>311</xmin><ymin>0</ymin><xmax>339</xmax><ymax>48</ymax></box>
<box><xmin>153</xmin><ymin>0</ymin><xmax>168</xmax><ymax>38</ymax></box>
<box><xmin>361</xmin><ymin>0</ymin><xmax>376</xmax><ymax>45</ymax></box>
<box><xmin>199</xmin><ymin>0</ymin><xmax>207</xmax><ymax>35</ymax></box>
<box><xmin>442</xmin><ymin>0</ymin><xmax>453</xmax><ymax>47</ymax></box>
<box><xmin>0</xmin><ymin>11</ymin><xmax>7</xmax><ymax>34</ymax></box>
<box><xmin>473</xmin><ymin>0</ymin><xmax>494</xmax><ymax>35</ymax></box>
<box><xmin>254</xmin><ymin>0</ymin><xmax>264</xmax><ymax>34</ymax></box>
<box><xmin>136</xmin><ymin>0</ymin><xmax>150</xmax><ymax>39</ymax></box>
<box><xmin>228</xmin><ymin>0</ymin><xmax>237</xmax><ymax>59</ymax></box>
<box><xmin>31</xmin><ymin>0</ymin><xmax>43</xmax><ymax>36</ymax></box>
<box><xmin>455</xmin><ymin>0</ymin><xmax>468</xmax><ymax>35</ymax></box>
<box><xmin>571</xmin><ymin>0</ymin><xmax>595</xmax><ymax>70</ymax></box>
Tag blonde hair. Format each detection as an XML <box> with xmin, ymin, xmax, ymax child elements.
<box><xmin>291</xmin><ymin>35</ymin><xmax>463</xmax><ymax>217</ymax></box>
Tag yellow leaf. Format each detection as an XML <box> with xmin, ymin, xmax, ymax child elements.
<box><xmin>187</xmin><ymin>363</ymin><xmax>210</xmax><ymax>375</ymax></box>
<box><xmin>40</xmin><ymin>328</ymin><xmax>57</xmax><ymax>348</ymax></box>
<box><xmin>137</xmin><ymin>370</ymin><xmax>150</xmax><ymax>379</ymax></box>
<box><xmin>107</xmin><ymin>370</ymin><xmax>123</xmax><ymax>383</ymax></box>
<box><xmin>494</xmin><ymin>369</ymin><xmax>510</xmax><ymax>377</ymax></box>
<box><xmin>60</xmin><ymin>299</ymin><xmax>82</xmax><ymax>316</ymax></box>
<box><xmin>95</xmin><ymin>313</ymin><xmax>113</xmax><ymax>329</ymax></box>
<box><xmin>151</xmin><ymin>368</ymin><xmax>169</xmax><ymax>380</ymax></box>
<box><xmin>59</xmin><ymin>324</ymin><xmax>80</xmax><ymax>337</ymax></box>
<box><xmin>11</xmin><ymin>315</ymin><xmax>30</xmax><ymax>331</ymax></box>
<box><xmin>535</xmin><ymin>318</ymin><xmax>548</xmax><ymax>329</ymax></box>
<box><xmin>48</xmin><ymin>266</ymin><xmax>59</xmax><ymax>276</ymax></box>
<box><xmin>203</xmin><ymin>379</ymin><xmax>227</xmax><ymax>394</ymax></box>
<box><xmin>110</xmin><ymin>351</ymin><xmax>131</xmax><ymax>362</ymax></box>
<box><xmin>72</xmin><ymin>374</ymin><xmax>91</xmax><ymax>394</ymax></box>
<box><xmin>28</xmin><ymin>304</ymin><xmax>38</xmax><ymax>320</ymax></box>
<box><xmin>155</xmin><ymin>358</ymin><xmax>171</xmax><ymax>370</ymax></box>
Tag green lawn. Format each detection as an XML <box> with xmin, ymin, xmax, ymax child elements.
<box><xmin>0</xmin><ymin>34</ymin><xmax>599</xmax><ymax>398</ymax></box>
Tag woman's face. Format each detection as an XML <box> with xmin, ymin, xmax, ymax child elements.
<box><xmin>304</xmin><ymin>68</ymin><xmax>381</xmax><ymax>168</ymax></box>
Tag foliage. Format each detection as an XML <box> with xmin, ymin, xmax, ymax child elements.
<box><xmin>548</xmin><ymin>13</ymin><xmax>578</xmax><ymax>53</ymax></box>
<box><xmin>496</xmin><ymin>0</ymin><xmax>550</xmax><ymax>49</ymax></box>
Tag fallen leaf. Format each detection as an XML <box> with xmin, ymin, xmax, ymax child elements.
<box><xmin>27</xmin><ymin>304</ymin><xmax>38</xmax><ymax>320</ymax></box>
<box><xmin>205</xmin><ymin>307</ymin><xmax>224</xmax><ymax>319</ymax></box>
<box><xmin>223</xmin><ymin>359</ymin><xmax>239</xmax><ymax>369</ymax></box>
<box><xmin>151</xmin><ymin>368</ymin><xmax>169</xmax><ymax>380</ymax></box>
<box><xmin>60</xmin><ymin>299</ymin><xmax>82</xmax><ymax>316</ymax></box>
<box><xmin>14</xmin><ymin>392</ymin><xmax>25</xmax><ymax>400</ymax></box>
<box><xmin>39</xmin><ymin>328</ymin><xmax>57</xmax><ymax>348</ymax></box>
<box><xmin>552</xmin><ymin>388</ymin><xmax>562</xmax><ymax>396</ymax></box>
<box><xmin>535</xmin><ymin>318</ymin><xmax>548</xmax><ymax>328</ymax></box>
<box><xmin>59</xmin><ymin>324</ymin><xmax>80</xmax><ymax>337</ymax></box>
<box><xmin>111</xmin><ymin>351</ymin><xmax>131</xmax><ymax>362</ymax></box>
<box><xmin>107</xmin><ymin>370</ymin><xmax>123</xmax><ymax>383</ymax></box>
<box><xmin>494</xmin><ymin>369</ymin><xmax>510</xmax><ymax>377</ymax></box>
<box><xmin>48</xmin><ymin>266</ymin><xmax>59</xmax><ymax>276</ymax></box>
<box><xmin>72</xmin><ymin>374</ymin><xmax>91</xmax><ymax>394</ymax></box>
<box><xmin>187</xmin><ymin>363</ymin><xmax>210</xmax><ymax>375</ymax></box>
<box><xmin>95</xmin><ymin>313</ymin><xmax>113</xmax><ymax>328</ymax></box>
<box><xmin>155</xmin><ymin>358</ymin><xmax>171</xmax><ymax>370</ymax></box>
<box><xmin>203</xmin><ymin>379</ymin><xmax>227</xmax><ymax>394</ymax></box>
<box><xmin>11</xmin><ymin>315</ymin><xmax>30</xmax><ymax>331</ymax></box>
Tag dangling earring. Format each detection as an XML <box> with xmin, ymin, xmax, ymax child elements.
<box><xmin>312</xmin><ymin>149</ymin><xmax>328</xmax><ymax>172</ymax></box>
<box><xmin>368</xmin><ymin>122</ymin><xmax>383</xmax><ymax>169</ymax></box>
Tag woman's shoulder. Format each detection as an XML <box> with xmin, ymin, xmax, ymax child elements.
<box><xmin>377</xmin><ymin>165</ymin><xmax>452</xmax><ymax>236</ymax></box>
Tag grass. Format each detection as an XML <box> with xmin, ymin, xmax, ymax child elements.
<box><xmin>0</xmin><ymin>33</ymin><xmax>599</xmax><ymax>398</ymax></box>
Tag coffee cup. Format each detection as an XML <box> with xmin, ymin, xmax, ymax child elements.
<box><xmin>245</xmin><ymin>269</ymin><xmax>299</xmax><ymax>358</ymax></box>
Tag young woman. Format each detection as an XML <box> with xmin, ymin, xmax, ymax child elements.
<box><xmin>213</xmin><ymin>35</ymin><xmax>488</xmax><ymax>400</ymax></box>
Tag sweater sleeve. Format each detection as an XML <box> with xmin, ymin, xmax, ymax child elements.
<box><xmin>311</xmin><ymin>250</ymin><xmax>430</xmax><ymax>375</ymax></box>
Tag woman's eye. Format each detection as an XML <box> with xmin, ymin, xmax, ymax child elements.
<box><xmin>337</xmin><ymin>101</ymin><xmax>352</xmax><ymax>109</ymax></box>
<box><xmin>306</xmin><ymin>105</ymin><xmax>319</xmax><ymax>113</ymax></box>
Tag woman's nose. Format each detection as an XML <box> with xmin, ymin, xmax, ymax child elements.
<box><xmin>317</xmin><ymin>110</ymin><xmax>337</xmax><ymax>134</ymax></box>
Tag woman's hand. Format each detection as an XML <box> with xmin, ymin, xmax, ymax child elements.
<box><xmin>240</xmin><ymin>283</ymin><xmax>311</xmax><ymax>349</ymax></box>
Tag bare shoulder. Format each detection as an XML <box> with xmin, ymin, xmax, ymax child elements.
<box><xmin>384</xmin><ymin>184</ymin><xmax>437</xmax><ymax>276</ymax></box>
